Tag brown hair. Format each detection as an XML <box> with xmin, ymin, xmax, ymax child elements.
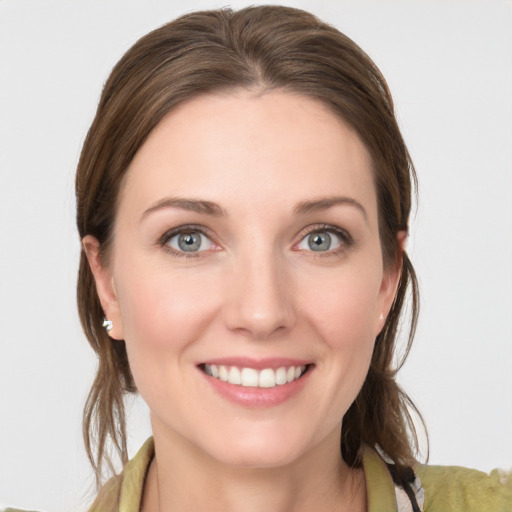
<box><xmin>76</xmin><ymin>5</ymin><xmax>426</xmax><ymax>485</ymax></box>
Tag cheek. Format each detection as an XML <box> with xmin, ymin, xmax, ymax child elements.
<box><xmin>302</xmin><ymin>266</ymin><xmax>382</xmax><ymax>343</ymax></box>
<box><xmin>113</xmin><ymin>262</ymin><xmax>221</xmax><ymax>385</ymax></box>
<box><xmin>297</xmin><ymin>265</ymin><xmax>382</xmax><ymax>410</ymax></box>
<box><xmin>117</xmin><ymin>259</ymin><xmax>216</xmax><ymax>334</ymax></box>
<box><xmin>316</xmin><ymin>278</ymin><xmax>378</xmax><ymax>380</ymax></box>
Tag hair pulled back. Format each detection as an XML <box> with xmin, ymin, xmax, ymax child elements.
<box><xmin>76</xmin><ymin>5</ymin><xmax>425</xmax><ymax>484</ymax></box>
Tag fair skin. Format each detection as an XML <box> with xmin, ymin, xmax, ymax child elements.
<box><xmin>84</xmin><ymin>90</ymin><xmax>402</xmax><ymax>511</ymax></box>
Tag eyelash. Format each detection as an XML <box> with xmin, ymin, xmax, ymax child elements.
<box><xmin>294</xmin><ymin>224</ymin><xmax>354</xmax><ymax>257</ymax></box>
<box><xmin>158</xmin><ymin>224</ymin><xmax>215</xmax><ymax>259</ymax></box>
<box><xmin>157</xmin><ymin>223</ymin><xmax>354</xmax><ymax>259</ymax></box>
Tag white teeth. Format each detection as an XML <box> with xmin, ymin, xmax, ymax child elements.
<box><xmin>259</xmin><ymin>368</ymin><xmax>276</xmax><ymax>388</ymax></box>
<box><xmin>228</xmin><ymin>366</ymin><xmax>241</xmax><ymax>385</ymax></box>
<box><xmin>275</xmin><ymin>367</ymin><xmax>287</xmax><ymax>385</ymax></box>
<box><xmin>241</xmin><ymin>368</ymin><xmax>258</xmax><ymax>387</ymax></box>
<box><xmin>203</xmin><ymin>364</ymin><xmax>307</xmax><ymax>388</ymax></box>
<box><xmin>219</xmin><ymin>365</ymin><xmax>228</xmax><ymax>382</ymax></box>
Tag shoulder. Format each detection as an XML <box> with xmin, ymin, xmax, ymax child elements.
<box><xmin>415</xmin><ymin>463</ymin><xmax>512</xmax><ymax>512</ymax></box>
<box><xmin>87</xmin><ymin>473</ymin><xmax>123</xmax><ymax>512</ymax></box>
<box><xmin>2</xmin><ymin>509</ymin><xmax>43</xmax><ymax>512</ymax></box>
<box><xmin>88</xmin><ymin>437</ymin><xmax>154</xmax><ymax>512</ymax></box>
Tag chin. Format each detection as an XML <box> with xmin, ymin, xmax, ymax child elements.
<box><xmin>201</xmin><ymin>427</ymin><xmax>319</xmax><ymax>470</ymax></box>
<box><xmin>216</xmin><ymin>447</ymin><xmax>303</xmax><ymax>470</ymax></box>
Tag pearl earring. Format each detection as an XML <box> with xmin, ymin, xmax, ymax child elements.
<box><xmin>102</xmin><ymin>318</ymin><xmax>113</xmax><ymax>333</ymax></box>
<box><xmin>379</xmin><ymin>313</ymin><xmax>384</xmax><ymax>320</ymax></box>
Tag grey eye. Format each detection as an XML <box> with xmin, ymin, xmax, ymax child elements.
<box><xmin>178</xmin><ymin>233</ymin><xmax>201</xmax><ymax>251</ymax></box>
<box><xmin>307</xmin><ymin>232</ymin><xmax>332</xmax><ymax>251</ymax></box>
<box><xmin>297</xmin><ymin>229</ymin><xmax>344</xmax><ymax>253</ymax></box>
<box><xmin>167</xmin><ymin>231</ymin><xmax>212</xmax><ymax>252</ymax></box>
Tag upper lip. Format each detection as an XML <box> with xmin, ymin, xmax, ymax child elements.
<box><xmin>198</xmin><ymin>357</ymin><xmax>312</xmax><ymax>370</ymax></box>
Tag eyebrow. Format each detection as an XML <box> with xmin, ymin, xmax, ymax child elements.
<box><xmin>141</xmin><ymin>197</ymin><xmax>228</xmax><ymax>220</ymax></box>
<box><xmin>141</xmin><ymin>195</ymin><xmax>367</xmax><ymax>222</ymax></box>
<box><xmin>293</xmin><ymin>196</ymin><xmax>368</xmax><ymax>222</ymax></box>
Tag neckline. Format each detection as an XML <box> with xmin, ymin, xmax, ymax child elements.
<box><xmin>119</xmin><ymin>438</ymin><xmax>397</xmax><ymax>512</ymax></box>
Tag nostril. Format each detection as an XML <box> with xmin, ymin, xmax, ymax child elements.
<box><xmin>222</xmin><ymin>261</ymin><xmax>296</xmax><ymax>339</ymax></box>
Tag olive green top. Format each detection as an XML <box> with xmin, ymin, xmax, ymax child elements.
<box><xmin>86</xmin><ymin>438</ymin><xmax>511</xmax><ymax>511</ymax></box>
<box><xmin>4</xmin><ymin>438</ymin><xmax>511</xmax><ymax>511</ymax></box>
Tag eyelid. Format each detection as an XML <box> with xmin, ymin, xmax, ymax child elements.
<box><xmin>158</xmin><ymin>224</ymin><xmax>209</xmax><ymax>245</ymax></box>
<box><xmin>157</xmin><ymin>223</ymin><xmax>353</xmax><ymax>258</ymax></box>
<box><xmin>293</xmin><ymin>223</ymin><xmax>354</xmax><ymax>252</ymax></box>
<box><xmin>157</xmin><ymin>224</ymin><xmax>220</xmax><ymax>257</ymax></box>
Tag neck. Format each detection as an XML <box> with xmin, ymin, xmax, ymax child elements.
<box><xmin>141</xmin><ymin>425</ymin><xmax>366</xmax><ymax>512</ymax></box>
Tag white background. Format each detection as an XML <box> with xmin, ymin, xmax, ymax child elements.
<box><xmin>1</xmin><ymin>1</ymin><xmax>511</xmax><ymax>510</ymax></box>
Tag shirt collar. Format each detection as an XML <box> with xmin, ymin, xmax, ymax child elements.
<box><xmin>118</xmin><ymin>438</ymin><xmax>397</xmax><ymax>512</ymax></box>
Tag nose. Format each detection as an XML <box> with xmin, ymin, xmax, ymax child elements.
<box><xmin>223</xmin><ymin>248</ymin><xmax>296</xmax><ymax>340</ymax></box>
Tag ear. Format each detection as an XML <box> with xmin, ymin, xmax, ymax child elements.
<box><xmin>374</xmin><ymin>230</ymin><xmax>407</xmax><ymax>335</ymax></box>
<box><xmin>82</xmin><ymin>235</ymin><xmax>124</xmax><ymax>340</ymax></box>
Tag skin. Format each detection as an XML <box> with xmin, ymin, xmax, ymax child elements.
<box><xmin>84</xmin><ymin>90</ymin><xmax>403</xmax><ymax>511</ymax></box>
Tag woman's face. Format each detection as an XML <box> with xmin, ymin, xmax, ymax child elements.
<box><xmin>86</xmin><ymin>90</ymin><xmax>400</xmax><ymax>468</ymax></box>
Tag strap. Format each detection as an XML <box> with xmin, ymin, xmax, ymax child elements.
<box><xmin>387</xmin><ymin>464</ymin><xmax>425</xmax><ymax>512</ymax></box>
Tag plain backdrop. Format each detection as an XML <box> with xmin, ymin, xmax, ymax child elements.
<box><xmin>1</xmin><ymin>1</ymin><xmax>511</xmax><ymax>510</ymax></box>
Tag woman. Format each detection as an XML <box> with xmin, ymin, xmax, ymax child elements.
<box><xmin>72</xmin><ymin>5</ymin><xmax>509</xmax><ymax>512</ymax></box>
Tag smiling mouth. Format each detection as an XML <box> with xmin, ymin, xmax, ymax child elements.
<box><xmin>199</xmin><ymin>364</ymin><xmax>311</xmax><ymax>389</ymax></box>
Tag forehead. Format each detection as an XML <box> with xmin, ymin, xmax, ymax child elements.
<box><xmin>119</xmin><ymin>90</ymin><xmax>377</xmax><ymax>222</ymax></box>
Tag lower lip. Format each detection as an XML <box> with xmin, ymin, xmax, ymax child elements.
<box><xmin>200</xmin><ymin>367</ymin><xmax>312</xmax><ymax>408</ymax></box>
